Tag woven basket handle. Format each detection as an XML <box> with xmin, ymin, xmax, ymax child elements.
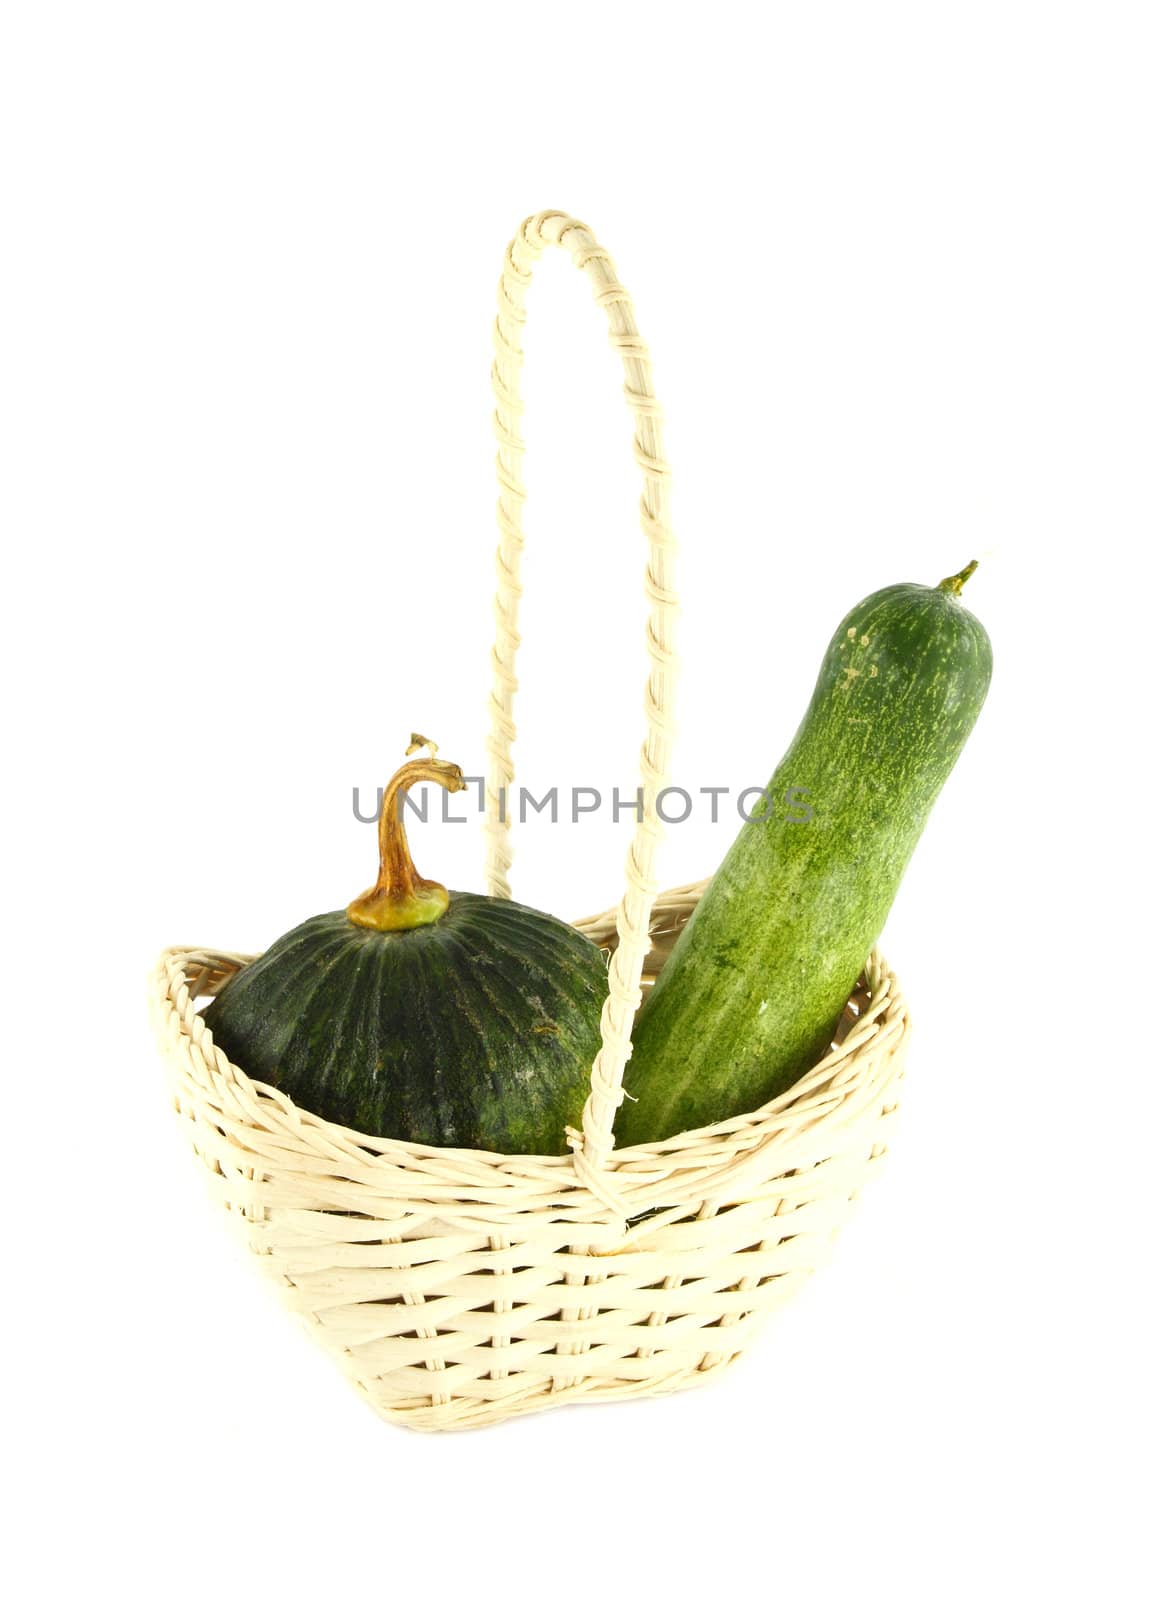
<box><xmin>484</xmin><ymin>211</ymin><xmax>678</xmax><ymax>1200</ymax></box>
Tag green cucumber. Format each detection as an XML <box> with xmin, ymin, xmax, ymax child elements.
<box><xmin>616</xmin><ymin>561</ymin><xmax>992</xmax><ymax>1145</ymax></box>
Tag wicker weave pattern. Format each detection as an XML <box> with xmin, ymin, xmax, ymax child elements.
<box><xmin>153</xmin><ymin>214</ymin><xmax>913</xmax><ymax>1430</ymax></box>
<box><xmin>152</xmin><ymin>883</ymin><xmax>908</xmax><ymax>1432</ymax></box>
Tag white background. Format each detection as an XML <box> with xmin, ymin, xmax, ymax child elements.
<box><xmin>3</xmin><ymin>3</ymin><xmax>1155</xmax><ymax>1596</ymax></box>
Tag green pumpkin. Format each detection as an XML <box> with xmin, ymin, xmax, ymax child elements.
<box><xmin>203</xmin><ymin>748</ymin><xmax>607</xmax><ymax>1155</ymax></box>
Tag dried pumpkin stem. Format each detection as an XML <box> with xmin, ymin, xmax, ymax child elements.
<box><xmin>347</xmin><ymin>755</ymin><xmax>466</xmax><ymax>931</ymax></box>
<box><xmin>938</xmin><ymin>558</ymin><xmax>979</xmax><ymax>597</ymax></box>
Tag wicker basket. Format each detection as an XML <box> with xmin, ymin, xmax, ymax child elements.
<box><xmin>151</xmin><ymin>211</ymin><xmax>910</xmax><ymax>1432</ymax></box>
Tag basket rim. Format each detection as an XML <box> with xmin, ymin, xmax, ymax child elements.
<box><xmin>152</xmin><ymin>885</ymin><xmax>910</xmax><ymax>1221</ymax></box>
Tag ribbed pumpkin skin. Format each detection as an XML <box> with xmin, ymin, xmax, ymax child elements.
<box><xmin>202</xmin><ymin>892</ymin><xmax>607</xmax><ymax>1156</ymax></box>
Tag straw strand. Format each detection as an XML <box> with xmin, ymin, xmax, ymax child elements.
<box><xmin>485</xmin><ymin>212</ymin><xmax>678</xmax><ymax>1194</ymax></box>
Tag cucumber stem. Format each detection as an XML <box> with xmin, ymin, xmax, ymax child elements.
<box><xmin>347</xmin><ymin>750</ymin><xmax>466</xmax><ymax>931</ymax></box>
<box><xmin>939</xmin><ymin>558</ymin><xmax>979</xmax><ymax>597</ymax></box>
